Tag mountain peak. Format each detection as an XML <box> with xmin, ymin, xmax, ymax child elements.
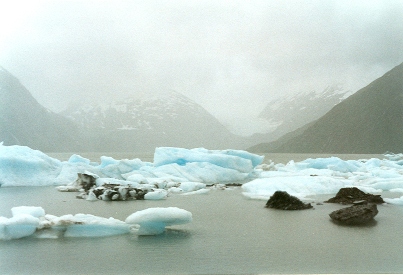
<box><xmin>251</xmin><ymin>63</ymin><xmax>403</xmax><ymax>153</ymax></box>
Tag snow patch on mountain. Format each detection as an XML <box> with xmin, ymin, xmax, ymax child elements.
<box><xmin>258</xmin><ymin>84</ymin><xmax>353</xmax><ymax>134</ymax></box>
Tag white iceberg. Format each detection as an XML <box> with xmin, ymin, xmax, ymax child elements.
<box><xmin>0</xmin><ymin>145</ymin><xmax>262</xmax><ymax>188</ymax></box>
<box><xmin>125</xmin><ymin>207</ymin><xmax>192</xmax><ymax>235</ymax></box>
<box><xmin>48</xmin><ymin>214</ymin><xmax>130</xmax><ymax>237</ymax></box>
<box><xmin>0</xmin><ymin>144</ymin><xmax>62</xmax><ymax>187</ymax></box>
<box><xmin>1</xmin><ymin>206</ymin><xmax>193</xmax><ymax>240</ymax></box>
<box><xmin>0</xmin><ymin>214</ymin><xmax>40</xmax><ymax>240</ymax></box>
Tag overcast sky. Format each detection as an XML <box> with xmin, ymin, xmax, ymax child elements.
<box><xmin>0</xmin><ymin>0</ymin><xmax>402</xmax><ymax>135</ymax></box>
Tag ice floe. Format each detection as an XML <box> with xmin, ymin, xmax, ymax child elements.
<box><xmin>0</xmin><ymin>206</ymin><xmax>192</xmax><ymax>240</ymax></box>
<box><xmin>125</xmin><ymin>207</ymin><xmax>192</xmax><ymax>235</ymax></box>
<box><xmin>243</xmin><ymin>154</ymin><xmax>403</xmax><ymax>201</ymax></box>
<box><xmin>2</xmin><ymin>144</ymin><xmax>403</xmax><ymax>205</ymax></box>
<box><xmin>0</xmin><ymin>145</ymin><xmax>262</xmax><ymax>188</ymax></box>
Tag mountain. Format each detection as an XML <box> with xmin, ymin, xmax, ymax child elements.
<box><xmin>249</xmin><ymin>63</ymin><xmax>403</xmax><ymax>153</ymax></box>
<box><xmin>60</xmin><ymin>91</ymin><xmax>244</xmax><ymax>151</ymax></box>
<box><xmin>245</xmin><ymin>85</ymin><xmax>353</xmax><ymax>148</ymax></box>
<box><xmin>0</xmin><ymin>67</ymin><xmax>85</xmax><ymax>152</ymax></box>
<box><xmin>0</xmin><ymin>67</ymin><xmax>245</xmax><ymax>152</ymax></box>
<box><xmin>258</xmin><ymin>84</ymin><xmax>353</xmax><ymax>140</ymax></box>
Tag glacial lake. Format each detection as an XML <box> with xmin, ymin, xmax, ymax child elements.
<box><xmin>1</xmin><ymin>153</ymin><xmax>402</xmax><ymax>274</ymax></box>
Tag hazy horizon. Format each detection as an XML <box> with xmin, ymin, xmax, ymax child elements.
<box><xmin>0</xmin><ymin>0</ymin><xmax>402</xmax><ymax>135</ymax></box>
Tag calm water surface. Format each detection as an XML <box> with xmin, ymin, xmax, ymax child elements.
<box><xmin>1</xmin><ymin>187</ymin><xmax>403</xmax><ymax>274</ymax></box>
<box><xmin>0</xmin><ymin>153</ymin><xmax>400</xmax><ymax>274</ymax></box>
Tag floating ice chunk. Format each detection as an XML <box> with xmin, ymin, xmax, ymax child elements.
<box><xmin>68</xmin><ymin>154</ymin><xmax>91</xmax><ymax>165</ymax></box>
<box><xmin>144</xmin><ymin>189</ymin><xmax>168</xmax><ymax>200</ymax></box>
<box><xmin>180</xmin><ymin>189</ymin><xmax>210</xmax><ymax>195</ymax></box>
<box><xmin>178</xmin><ymin>182</ymin><xmax>206</xmax><ymax>192</ymax></box>
<box><xmin>98</xmin><ymin>156</ymin><xmax>119</xmax><ymax>168</ymax></box>
<box><xmin>122</xmin><ymin>173</ymin><xmax>149</xmax><ymax>184</ymax></box>
<box><xmin>301</xmin><ymin>157</ymin><xmax>360</xmax><ymax>173</ymax></box>
<box><xmin>11</xmin><ymin>206</ymin><xmax>45</xmax><ymax>218</ymax></box>
<box><xmin>365</xmin><ymin>178</ymin><xmax>403</xmax><ymax>191</ymax></box>
<box><xmin>153</xmin><ymin>147</ymin><xmax>263</xmax><ymax>173</ymax></box>
<box><xmin>242</xmin><ymin>176</ymin><xmax>348</xmax><ymax>200</ymax></box>
<box><xmin>86</xmin><ymin>191</ymin><xmax>98</xmax><ymax>201</ymax></box>
<box><xmin>384</xmin><ymin>196</ymin><xmax>403</xmax><ymax>205</ymax></box>
<box><xmin>0</xmin><ymin>214</ymin><xmax>40</xmax><ymax>240</ymax></box>
<box><xmin>147</xmin><ymin>162</ymin><xmax>249</xmax><ymax>183</ymax></box>
<box><xmin>0</xmin><ymin>144</ymin><xmax>62</xmax><ymax>186</ymax></box>
<box><xmin>49</xmin><ymin>214</ymin><xmax>130</xmax><ymax>237</ymax></box>
<box><xmin>125</xmin><ymin>207</ymin><xmax>192</xmax><ymax>235</ymax></box>
<box><xmin>211</xmin><ymin>149</ymin><xmax>264</xmax><ymax>167</ymax></box>
<box><xmin>98</xmin><ymin>158</ymin><xmax>146</xmax><ymax>179</ymax></box>
<box><xmin>168</xmin><ymin>187</ymin><xmax>184</xmax><ymax>193</ymax></box>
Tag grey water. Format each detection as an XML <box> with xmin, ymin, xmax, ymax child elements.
<box><xmin>0</xmin><ymin>153</ymin><xmax>401</xmax><ymax>274</ymax></box>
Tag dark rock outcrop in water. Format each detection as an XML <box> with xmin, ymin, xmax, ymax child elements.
<box><xmin>329</xmin><ymin>203</ymin><xmax>378</xmax><ymax>225</ymax></box>
<box><xmin>265</xmin><ymin>191</ymin><xmax>313</xmax><ymax>210</ymax></box>
<box><xmin>325</xmin><ymin>187</ymin><xmax>384</xmax><ymax>205</ymax></box>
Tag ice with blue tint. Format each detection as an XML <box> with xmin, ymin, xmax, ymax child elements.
<box><xmin>0</xmin><ymin>206</ymin><xmax>192</xmax><ymax>240</ymax></box>
<box><xmin>0</xmin><ymin>144</ymin><xmax>262</xmax><ymax>188</ymax></box>
<box><xmin>125</xmin><ymin>207</ymin><xmax>192</xmax><ymax>235</ymax></box>
<box><xmin>0</xmin><ymin>214</ymin><xmax>40</xmax><ymax>240</ymax></box>
<box><xmin>3</xmin><ymin>144</ymin><xmax>403</xmax><ymax>204</ymax></box>
<box><xmin>384</xmin><ymin>196</ymin><xmax>403</xmax><ymax>205</ymax></box>
<box><xmin>0</xmin><ymin>145</ymin><xmax>62</xmax><ymax>186</ymax></box>
<box><xmin>153</xmin><ymin>147</ymin><xmax>263</xmax><ymax>172</ymax></box>
<box><xmin>243</xmin><ymin>153</ymin><xmax>403</xmax><ymax>200</ymax></box>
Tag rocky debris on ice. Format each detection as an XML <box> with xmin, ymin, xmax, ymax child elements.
<box><xmin>325</xmin><ymin>187</ymin><xmax>384</xmax><ymax>205</ymax></box>
<box><xmin>329</xmin><ymin>203</ymin><xmax>378</xmax><ymax>225</ymax></box>
<box><xmin>265</xmin><ymin>191</ymin><xmax>313</xmax><ymax>210</ymax></box>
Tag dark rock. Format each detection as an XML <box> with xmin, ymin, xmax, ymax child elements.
<box><xmin>77</xmin><ymin>173</ymin><xmax>97</xmax><ymax>191</ymax></box>
<box><xmin>329</xmin><ymin>203</ymin><xmax>378</xmax><ymax>224</ymax></box>
<box><xmin>265</xmin><ymin>191</ymin><xmax>313</xmax><ymax>210</ymax></box>
<box><xmin>325</xmin><ymin>187</ymin><xmax>384</xmax><ymax>204</ymax></box>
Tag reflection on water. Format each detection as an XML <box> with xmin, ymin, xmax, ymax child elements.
<box><xmin>1</xmin><ymin>187</ymin><xmax>403</xmax><ymax>274</ymax></box>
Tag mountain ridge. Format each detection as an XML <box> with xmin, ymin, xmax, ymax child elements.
<box><xmin>249</xmin><ymin>62</ymin><xmax>403</xmax><ymax>153</ymax></box>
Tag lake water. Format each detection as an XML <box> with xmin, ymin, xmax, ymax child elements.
<box><xmin>1</xmin><ymin>153</ymin><xmax>402</xmax><ymax>274</ymax></box>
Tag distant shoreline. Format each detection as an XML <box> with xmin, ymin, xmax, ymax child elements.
<box><xmin>46</xmin><ymin>152</ymin><xmax>385</xmax><ymax>164</ymax></box>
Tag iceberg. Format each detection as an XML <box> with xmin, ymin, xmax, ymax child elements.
<box><xmin>0</xmin><ymin>144</ymin><xmax>263</xmax><ymax>188</ymax></box>
<box><xmin>244</xmin><ymin>154</ymin><xmax>403</xmax><ymax>200</ymax></box>
<box><xmin>0</xmin><ymin>145</ymin><xmax>62</xmax><ymax>186</ymax></box>
<box><xmin>153</xmin><ymin>147</ymin><xmax>263</xmax><ymax>172</ymax></box>
<box><xmin>3</xmin><ymin>144</ymin><xmax>403</xmax><ymax>204</ymax></box>
<box><xmin>0</xmin><ymin>214</ymin><xmax>40</xmax><ymax>240</ymax></box>
<box><xmin>0</xmin><ymin>206</ymin><xmax>193</xmax><ymax>240</ymax></box>
<box><xmin>125</xmin><ymin>207</ymin><xmax>192</xmax><ymax>235</ymax></box>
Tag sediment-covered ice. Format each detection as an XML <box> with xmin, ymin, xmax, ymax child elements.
<box><xmin>0</xmin><ymin>206</ymin><xmax>192</xmax><ymax>240</ymax></box>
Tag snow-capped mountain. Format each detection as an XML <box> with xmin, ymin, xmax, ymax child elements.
<box><xmin>250</xmin><ymin>62</ymin><xmax>403</xmax><ymax>153</ymax></box>
<box><xmin>257</xmin><ymin>84</ymin><xmax>353</xmax><ymax>140</ymax></box>
<box><xmin>61</xmin><ymin>90</ymin><xmax>244</xmax><ymax>151</ymax></box>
